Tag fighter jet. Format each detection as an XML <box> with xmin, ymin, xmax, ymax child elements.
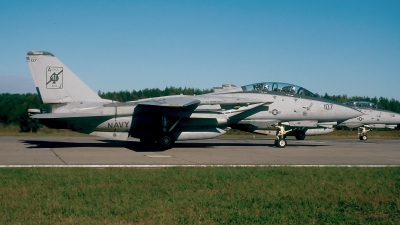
<box><xmin>210</xmin><ymin>83</ymin><xmax>349</xmax><ymax>142</ymax></box>
<box><xmin>26</xmin><ymin>51</ymin><xmax>362</xmax><ymax>149</ymax></box>
<box><xmin>337</xmin><ymin>101</ymin><xmax>400</xmax><ymax>140</ymax></box>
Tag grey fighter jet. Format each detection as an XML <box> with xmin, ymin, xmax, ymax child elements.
<box><xmin>337</xmin><ymin>101</ymin><xmax>400</xmax><ymax>140</ymax></box>
<box><xmin>213</xmin><ymin>85</ymin><xmax>336</xmax><ymax>140</ymax></box>
<box><xmin>210</xmin><ymin>83</ymin><xmax>355</xmax><ymax>143</ymax></box>
<box><xmin>26</xmin><ymin>51</ymin><xmax>362</xmax><ymax>149</ymax></box>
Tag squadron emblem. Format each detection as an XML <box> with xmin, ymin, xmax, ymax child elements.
<box><xmin>46</xmin><ymin>67</ymin><xmax>63</xmax><ymax>89</ymax></box>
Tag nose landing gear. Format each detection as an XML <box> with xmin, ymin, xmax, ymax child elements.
<box><xmin>274</xmin><ymin>125</ymin><xmax>292</xmax><ymax>148</ymax></box>
<box><xmin>358</xmin><ymin>126</ymin><xmax>369</xmax><ymax>141</ymax></box>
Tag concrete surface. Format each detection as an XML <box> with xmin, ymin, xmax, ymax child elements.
<box><xmin>0</xmin><ymin>137</ymin><xmax>399</xmax><ymax>166</ymax></box>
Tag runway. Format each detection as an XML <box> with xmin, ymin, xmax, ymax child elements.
<box><xmin>0</xmin><ymin>136</ymin><xmax>399</xmax><ymax>167</ymax></box>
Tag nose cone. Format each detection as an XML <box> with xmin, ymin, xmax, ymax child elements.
<box><xmin>335</xmin><ymin>105</ymin><xmax>363</xmax><ymax>121</ymax></box>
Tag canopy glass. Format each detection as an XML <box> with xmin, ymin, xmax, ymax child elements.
<box><xmin>241</xmin><ymin>82</ymin><xmax>317</xmax><ymax>97</ymax></box>
<box><xmin>342</xmin><ymin>101</ymin><xmax>385</xmax><ymax>110</ymax></box>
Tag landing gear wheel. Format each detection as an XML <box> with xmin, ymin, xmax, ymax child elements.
<box><xmin>359</xmin><ymin>135</ymin><xmax>368</xmax><ymax>141</ymax></box>
<box><xmin>275</xmin><ymin>138</ymin><xmax>287</xmax><ymax>148</ymax></box>
<box><xmin>295</xmin><ymin>131</ymin><xmax>306</xmax><ymax>140</ymax></box>
<box><xmin>157</xmin><ymin>133</ymin><xmax>175</xmax><ymax>150</ymax></box>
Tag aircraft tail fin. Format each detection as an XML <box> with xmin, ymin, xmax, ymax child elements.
<box><xmin>26</xmin><ymin>51</ymin><xmax>103</xmax><ymax>104</ymax></box>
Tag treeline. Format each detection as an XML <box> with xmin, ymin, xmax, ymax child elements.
<box><xmin>0</xmin><ymin>93</ymin><xmax>42</xmax><ymax>132</ymax></box>
<box><xmin>1</xmin><ymin>88</ymin><xmax>400</xmax><ymax>132</ymax></box>
<box><xmin>98</xmin><ymin>87</ymin><xmax>213</xmax><ymax>102</ymax></box>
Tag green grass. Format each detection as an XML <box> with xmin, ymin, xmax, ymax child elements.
<box><xmin>0</xmin><ymin>167</ymin><xmax>399</xmax><ymax>224</ymax></box>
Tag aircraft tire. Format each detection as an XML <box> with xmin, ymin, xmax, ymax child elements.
<box><xmin>157</xmin><ymin>133</ymin><xmax>175</xmax><ymax>150</ymax></box>
<box><xmin>361</xmin><ymin>135</ymin><xmax>368</xmax><ymax>141</ymax></box>
<box><xmin>295</xmin><ymin>131</ymin><xmax>306</xmax><ymax>140</ymax></box>
<box><xmin>275</xmin><ymin>138</ymin><xmax>287</xmax><ymax>148</ymax></box>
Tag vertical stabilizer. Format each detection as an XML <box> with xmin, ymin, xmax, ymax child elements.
<box><xmin>26</xmin><ymin>51</ymin><xmax>102</xmax><ymax>103</ymax></box>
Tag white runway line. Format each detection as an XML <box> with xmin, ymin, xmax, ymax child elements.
<box><xmin>0</xmin><ymin>165</ymin><xmax>399</xmax><ymax>168</ymax></box>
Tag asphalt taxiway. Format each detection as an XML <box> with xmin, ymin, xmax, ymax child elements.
<box><xmin>0</xmin><ymin>136</ymin><xmax>399</xmax><ymax>166</ymax></box>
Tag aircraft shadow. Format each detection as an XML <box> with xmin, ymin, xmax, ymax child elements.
<box><xmin>21</xmin><ymin>139</ymin><xmax>329</xmax><ymax>152</ymax></box>
<box><xmin>21</xmin><ymin>140</ymin><xmax>127</xmax><ymax>149</ymax></box>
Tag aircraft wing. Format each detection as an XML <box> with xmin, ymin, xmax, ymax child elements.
<box><xmin>130</xmin><ymin>95</ymin><xmax>270</xmax><ymax>119</ymax></box>
<box><xmin>135</xmin><ymin>95</ymin><xmax>267</xmax><ymax>107</ymax></box>
<box><xmin>137</xmin><ymin>97</ymin><xmax>201</xmax><ymax>107</ymax></box>
<box><xmin>130</xmin><ymin>95</ymin><xmax>269</xmax><ymax>111</ymax></box>
<box><xmin>32</xmin><ymin>95</ymin><xmax>270</xmax><ymax>121</ymax></box>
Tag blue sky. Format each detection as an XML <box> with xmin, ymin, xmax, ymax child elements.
<box><xmin>1</xmin><ymin>0</ymin><xmax>399</xmax><ymax>100</ymax></box>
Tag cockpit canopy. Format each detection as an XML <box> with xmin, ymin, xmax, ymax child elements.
<box><xmin>342</xmin><ymin>101</ymin><xmax>385</xmax><ymax>110</ymax></box>
<box><xmin>241</xmin><ymin>82</ymin><xmax>317</xmax><ymax>97</ymax></box>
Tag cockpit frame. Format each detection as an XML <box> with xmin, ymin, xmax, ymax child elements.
<box><xmin>241</xmin><ymin>82</ymin><xmax>317</xmax><ymax>98</ymax></box>
<box><xmin>343</xmin><ymin>101</ymin><xmax>385</xmax><ymax>110</ymax></box>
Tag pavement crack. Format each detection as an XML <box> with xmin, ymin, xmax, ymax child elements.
<box><xmin>50</xmin><ymin>148</ymin><xmax>67</xmax><ymax>165</ymax></box>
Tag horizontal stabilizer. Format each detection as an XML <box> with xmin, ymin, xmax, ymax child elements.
<box><xmin>32</xmin><ymin>113</ymin><xmax>114</xmax><ymax>119</ymax></box>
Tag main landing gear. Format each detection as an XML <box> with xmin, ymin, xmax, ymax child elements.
<box><xmin>157</xmin><ymin>132</ymin><xmax>175</xmax><ymax>149</ymax></box>
<box><xmin>358</xmin><ymin>126</ymin><xmax>369</xmax><ymax>141</ymax></box>
<box><xmin>140</xmin><ymin>133</ymin><xmax>175</xmax><ymax>150</ymax></box>
<box><xmin>140</xmin><ymin>116</ymin><xmax>180</xmax><ymax>150</ymax></box>
<box><xmin>274</xmin><ymin>125</ymin><xmax>292</xmax><ymax>148</ymax></box>
<box><xmin>294</xmin><ymin>130</ymin><xmax>306</xmax><ymax>140</ymax></box>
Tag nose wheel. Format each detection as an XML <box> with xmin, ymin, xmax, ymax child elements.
<box><xmin>358</xmin><ymin>127</ymin><xmax>369</xmax><ymax>141</ymax></box>
<box><xmin>274</xmin><ymin>125</ymin><xmax>292</xmax><ymax>148</ymax></box>
<box><xmin>274</xmin><ymin>137</ymin><xmax>287</xmax><ymax>148</ymax></box>
<box><xmin>359</xmin><ymin>134</ymin><xmax>368</xmax><ymax>140</ymax></box>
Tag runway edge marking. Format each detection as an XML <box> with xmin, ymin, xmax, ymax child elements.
<box><xmin>0</xmin><ymin>165</ymin><xmax>399</xmax><ymax>168</ymax></box>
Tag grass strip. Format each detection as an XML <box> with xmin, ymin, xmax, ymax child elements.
<box><xmin>0</xmin><ymin>167</ymin><xmax>399</xmax><ymax>224</ymax></box>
